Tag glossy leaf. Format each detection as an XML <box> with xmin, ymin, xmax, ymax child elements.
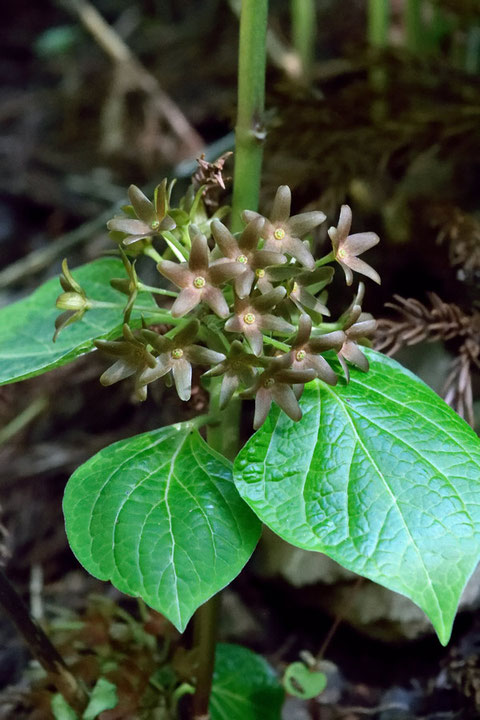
<box><xmin>64</xmin><ymin>423</ymin><xmax>261</xmax><ymax>632</ymax></box>
<box><xmin>234</xmin><ymin>349</ymin><xmax>480</xmax><ymax>645</ymax></box>
<box><xmin>0</xmin><ymin>258</ymin><xmax>157</xmax><ymax>385</ymax></box>
<box><xmin>210</xmin><ymin>644</ymin><xmax>284</xmax><ymax>720</ymax></box>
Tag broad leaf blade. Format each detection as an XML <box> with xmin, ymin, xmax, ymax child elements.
<box><xmin>234</xmin><ymin>349</ymin><xmax>480</xmax><ymax>645</ymax></box>
<box><xmin>0</xmin><ymin>258</ymin><xmax>157</xmax><ymax>385</ymax></box>
<box><xmin>210</xmin><ymin>644</ymin><xmax>283</xmax><ymax>720</ymax></box>
<box><xmin>64</xmin><ymin>423</ymin><xmax>261</xmax><ymax>632</ymax></box>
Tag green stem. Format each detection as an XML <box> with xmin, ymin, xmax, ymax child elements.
<box><xmin>368</xmin><ymin>0</ymin><xmax>389</xmax><ymax>48</ymax></box>
<box><xmin>231</xmin><ymin>0</ymin><xmax>269</xmax><ymax>232</ymax></box>
<box><xmin>138</xmin><ymin>283</ymin><xmax>178</xmax><ymax>297</ymax></box>
<box><xmin>262</xmin><ymin>335</ymin><xmax>290</xmax><ymax>352</ymax></box>
<box><xmin>405</xmin><ymin>0</ymin><xmax>423</xmax><ymax>54</ymax></box>
<box><xmin>192</xmin><ymin>381</ymin><xmax>242</xmax><ymax>719</ymax></box>
<box><xmin>161</xmin><ymin>231</ymin><xmax>189</xmax><ymax>262</ymax></box>
<box><xmin>291</xmin><ymin>0</ymin><xmax>316</xmax><ymax>84</ymax></box>
<box><xmin>316</xmin><ymin>250</ymin><xmax>335</xmax><ymax>267</ymax></box>
<box><xmin>144</xmin><ymin>246</ymin><xmax>162</xmax><ymax>263</ymax></box>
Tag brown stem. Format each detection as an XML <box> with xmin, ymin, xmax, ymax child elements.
<box><xmin>0</xmin><ymin>568</ymin><xmax>88</xmax><ymax>713</ymax></box>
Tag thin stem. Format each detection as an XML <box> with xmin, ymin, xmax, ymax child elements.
<box><xmin>161</xmin><ymin>231</ymin><xmax>188</xmax><ymax>262</ymax></box>
<box><xmin>0</xmin><ymin>569</ymin><xmax>88</xmax><ymax>714</ymax></box>
<box><xmin>316</xmin><ymin>250</ymin><xmax>335</xmax><ymax>267</ymax></box>
<box><xmin>405</xmin><ymin>0</ymin><xmax>423</xmax><ymax>55</ymax></box>
<box><xmin>0</xmin><ymin>395</ymin><xmax>48</xmax><ymax>446</ymax></box>
<box><xmin>291</xmin><ymin>0</ymin><xmax>316</xmax><ymax>84</ymax></box>
<box><xmin>367</xmin><ymin>0</ymin><xmax>389</xmax><ymax>48</ymax></box>
<box><xmin>231</xmin><ymin>0</ymin><xmax>269</xmax><ymax>232</ymax></box>
<box><xmin>138</xmin><ymin>283</ymin><xmax>178</xmax><ymax>297</ymax></box>
<box><xmin>262</xmin><ymin>335</ymin><xmax>290</xmax><ymax>352</ymax></box>
<box><xmin>192</xmin><ymin>381</ymin><xmax>242</xmax><ymax>719</ymax></box>
<box><xmin>144</xmin><ymin>246</ymin><xmax>162</xmax><ymax>263</ymax></box>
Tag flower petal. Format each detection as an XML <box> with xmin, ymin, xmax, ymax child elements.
<box><xmin>172</xmin><ymin>358</ymin><xmax>192</xmax><ymax>401</ymax></box>
<box><xmin>202</xmin><ymin>287</ymin><xmax>230</xmax><ymax>318</ymax></box>
<box><xmin>336</xmin><ymin>204</ymin><xmax>352</xmax><ymax>240</ymax></box>
<box><xmin>209</xmin><ymin>261</ymin><xmax>246</xmax><ymax>286</ymax></box>
<box><xmin>244</xmin><ymin>327</ymin><xmax>264</xmax><ymax>356</ymax></box>
<box><xmin>189</xmin><ymin>231</ymin><xmax>209</xmax><ymax>272</ymax></box>
<box><xmin>293</xmin><ymin>314</ymin><xmax>312</xmax><ymax>347</ymax></box>
<box><xmin>187</xmin><ymin>345</ymin><xmax>226</xmax><ymax>365</ymax></box>
<box><xmin>239</xmin><ymin>217</ymin><xmax>265</xmax><ymax>251</ymax></box>
<box><xmin>157</xmin><ymin>260</ymin><xmax>191</xmax><ymax>289</ymax></box>
<box><xmin>341</xmin><ymin>340</ymin><xmax>369</xmax><ymax>371</ymax></box>
<box><xmin>308</xmin><ymin>355</ymin><xmax>338</xmax><ymax>385</ymax></box>
<box><xmin>284</xmin><ymin>237</ymin><xmax>315</xmax><ymax>270</ymax></box>
<box><xmin>271</xmin><ymin>383</ymin><xmax>302</xmax><ymax>421</ymax></box>
<box><xmin>211</xmin><ymin>219</ymin><xmax>238</xmax><ymax>258</ymax></box>
<box><xmin>235</xmin><ymin>268</ymin><xmax>255</xmax><ymax>299</ymax></box>
<box><xmin>100</xmin><ymin>360</ymin><xmax>136</xmax><ymax>386</ymax></box>
<box><xmin>253</xmin><ymin>388</ymin><xmax>273</xmax><ymax>429</ymax></box>
<box><xmin>345</xmin><ymin>256</ymin><xmax>381</xmax><ymax>285</ymax></box>
<box><xmin>219</xmin><ymin>372</ymin><xmax>240</xmax><ymax>409</ymax></box>
<box><xmin>171</xmin><ymin>287</ymin><xmax>201</xmax><ymax>317</ymax></box>
<box><xmin>107</xmin><ymin>218</ymin><xmax>151</xmax><ymax>235</ymax></box>
<box><xmin>288</xmin><ymin>211</ymin><xmax>326</xmax><ymax>237</ymax></box>
<box><xmin>344</xmin><ymin>232</ymin><xmax>380</xmax><ymax>256</ymax></box>
<box><xmin>271</xmin><ymin>185</ymin><xmax>291</xmax><ymax>224</ymax></box>
<box><xmin>309</xmin><ymin>330</ymin><xmax>346</xmax><ymax>352</ymax></box>
<box><xmin>128</xmin><ymin>185</ymin><xmax>156</xmax><ymax>225</ymax></box>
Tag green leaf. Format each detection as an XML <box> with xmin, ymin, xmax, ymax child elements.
<box><xmin>64</xmin><ymin>423</ymin><xmax>261</xmax><ymax>632</ymax></box>
<box><xmin>210</xmin><ymin>644</ymin><xmax>284</xmax><ymax>720</ymax></box>
<box><xmin>83</xmin><ymin>678</ymin><xmax>117</xmax><ymax>720</ymax></box>
<box><xmin>283</xmin><ymin>662</ymin><xmax>326</xmax><ymax>699</ymax></box>
<box><xmin>0</xmin><ymin>258</ymin><xmax>157</xmax><ymax>386</ymax></box>
<box><xmin>234</xmin><ymin>349</ymin><xmax>480</xmax><ymax>645</ymax></box>
<box><xmin>51</xmin><ymin>694</ymin><xmax>78</xmax><ymax>720</ymax></box>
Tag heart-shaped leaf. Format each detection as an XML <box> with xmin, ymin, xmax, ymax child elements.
<box><xmin>234</xmin><ymin>349</ymin><xmax>480</xmax><ymax>645</ymax></box>
<box><xmin>64</xmin><ymin>422</ymin><xmax>261</xmax><ymax>632</ymax></box>
<box><xmin>210</xmin><ymin>644</ymin><xmax>283</xmax><ymax>720</ymax></box>
<box><xmin>0</xmin><ymin>258</ymin><xmax>157</xmax><ymax>385</ymax></box>
<box><xmin>283</xmin><ymin>662</ymin><xmax>327</xmax><ymax>699</ymax></box>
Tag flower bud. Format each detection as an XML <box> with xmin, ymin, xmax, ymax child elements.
<box><xmin>56</xmin><ymin>292</ymin><xmax>89</xmax><ymax>311</ymax></box>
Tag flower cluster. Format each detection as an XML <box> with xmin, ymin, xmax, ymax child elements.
<box><xmin>56</xmin><ymin>182</ymin><xmax>380</xmax><ymax>428</ymax></box>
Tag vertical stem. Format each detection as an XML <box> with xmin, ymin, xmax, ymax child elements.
<box><xmin>231</xmin><ymin>0</ymin><xmax>269</xmax><ymax>232</ymax></box>
<box><xmin>367</xmin><ymin>0</ymin><xmax>389</xmax><ymax>48</ymax></box>
<box><xmin>405</xmin><ymin>0</ymin><xmax>423</xmax><ymax>54</ymax></box>
<box><xmin>0</xmin><ymin>569</ymin><xmax>88</xmax><ymax>714</ymax></box>
<box><xmin>291</xmin><ymin>0</ymin><xmax>317</xmax><ymax>84</ymax></box>
<box><xmin>192</xmin><ymin>382</ymin><xmax>242</xmax><ymax>719</ymax></box>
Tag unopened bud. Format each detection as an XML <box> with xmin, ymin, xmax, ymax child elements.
<box><xmin>56</xmin><ymin>292</ymin><xmax>88</xmax><ymax>311</ymax></box>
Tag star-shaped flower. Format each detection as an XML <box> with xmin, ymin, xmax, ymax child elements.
<box><xmin>202</xmin><ymin>340</ymin><xmax>265</xmax><ymax>408</ymax></box>
<box><xmin>107</xmin><ymin>180</ymin><xmax>176</xmax><ymax>246</ymax></box>
<box><xmin>224</xmin><ymin>287</ymin><xmax>294</xmax><ymax>356</ymax></box>
<box><xmin>53</xmin><ymin>259</ymin><xmax>90</xmax><ymax>341</ymax></box>
<box><xmin>158</xmin><ymin>228</ymin><xmax>244</xmax><ymax>318</ymax></box>
<box><xmin>328</xmin><ymin>205</ymin><xmax>380</xmax><ymax>286</ymax></box>
<box><xmin>94</xmin><ymin>324</ymin><xmax>157</xmax><ymax>401</ymax></box>
<box><xmin>242</xmin><ymin>353</ymin><xmax>316</xmax><ymax>429</ymax></box>
<box><xmin>139</xmin><ymin>320</ymin><xmax>225</xmax><ymax>401</ymax></box>
<box><xmin>243</xmin><ymin>185</ymin><xmax>326</xmax><ymax>270</ymax></box>
<box><xmin>290</xmin><ymin>314</ymin><xmax>345</xmax><ymax>385</ymax></box>
<box><xmin>337</xmin><ymin>284</ymin><xmax>377</xmax><ymax>381</ymax></box>
<box><xmin>211</xmin><ymin>217</ymin><xmax>286</xmax><ymax>298</ymax></box>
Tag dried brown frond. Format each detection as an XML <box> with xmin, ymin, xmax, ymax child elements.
<box><xmin>375</xmin><ymin>293</ymin><xmax>472</xmax><ymax>355</ymax></box>
<box><xmin>375</xmin><ymin>293</ymin><xmax>480</xmax><ymax>426</ymax></box>
<box><xmin>426</xmin><ymin>203</ymin><xmax>480</xmax><ymax>281</ymax></box>
<box><xmin>192</xmin><ymin>151</ymin><xmax>232</xmax><ymax>208</ymax></box>
<box><xmin>443</xmin><ymin>339</ymin><xmax>479</xmax><ymax>427</ymax></box>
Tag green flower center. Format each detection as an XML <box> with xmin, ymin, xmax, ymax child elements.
<box><xmin>296</xmin><ymin>349</ymin><xmax>307</xmax><ymax>361</ymax></box>
<box><xmin>256</xmin><ymin>268</ymin><xmax>265</xmax><ymax>278</ymax></box>
<box><xmin>171</xmin><ymin>348</ymin><xmax>184</xmax><ymax>359</ymax></box>
<box><xmin>193</xmin><ymin>276</ymin><xmax>206</xmax><ymax>289</ymax></box>
<box><xmin>243</xmin><ymin>313</ymin><xmax>256</xmax><ymax>325</ymax></box>
<box><xmin>337</xmin><ymin>248</ymin><xmax>347</xmax><ymax>259</ymax></box>
<box><xmin>236</xmin><ymin>255</ymin><xmax>248</xmax><ymax>264</ymax></box>
<box><xmin>274</xmin><ymin>228</ymin><xmax>285</xmax><ymax>241</ymax></box>
<box><xmin>263</xmin><ymin>377</ymin><xmax>275</xmax><ymax>388</ymax></box>
<box><xmin>151</xmin><ymin>220</ymin><xmax>160</xmax><ymax>230</ymax></box>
